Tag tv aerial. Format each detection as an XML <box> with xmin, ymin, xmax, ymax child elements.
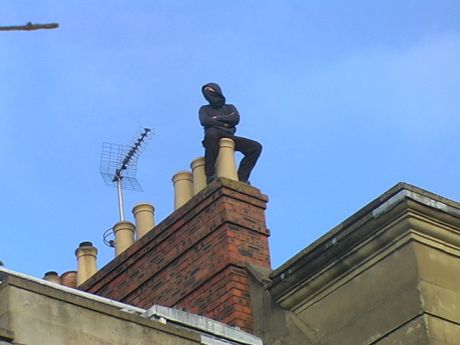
<box><xmin>100</xmin><ymin>127</ymin><xmax>152</xmax><ymax>225</ymax></box>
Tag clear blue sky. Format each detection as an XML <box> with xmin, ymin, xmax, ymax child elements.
<box><xmin>1</xmin><ymin>1</ymin><xmax>459</xmax><ymax>278</ymax></box>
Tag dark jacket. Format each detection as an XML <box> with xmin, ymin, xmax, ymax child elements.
<box><xmin>199</xmin><ymin>83</ymin><xmax>240</xmax><ymax>134</ymax></box>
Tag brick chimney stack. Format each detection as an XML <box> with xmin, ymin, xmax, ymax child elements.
<box><xmin>80</xmin><ymin>177</ymin><xmax>271</xmax><ymax>332</ymax></box>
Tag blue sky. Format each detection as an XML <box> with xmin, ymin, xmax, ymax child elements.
<box><xmin>1</xmin><ymin>1</ymin><xmax>459</xmax><ymax>278</ymax></box>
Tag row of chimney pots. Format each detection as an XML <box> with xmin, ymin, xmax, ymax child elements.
<box><xmin>43</xmin><ymin>138</ymin><xmax>241</xmax><ymax>287</ymax></box>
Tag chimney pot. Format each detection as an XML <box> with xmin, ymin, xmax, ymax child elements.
<box><xmin>172</xmin><ymin>171</ymin><xmax>194</xmax><ymax>210</ymax></box>
<box><xmin>75</xmin><ymin>242</ymin><xmax>98</xmax><ymax>286</ymax></box>
<box><xmin>190</xmin><ymin>157</ymin><xmax>206</xmax><ymax>195</ymax></box>
<box><xmin>113</xmin><ymin>221</ymin><xmax>135</xmax><ymax>256</ymax></box>
<box><xmin>216</xmin><ymin>138</ymin><xmax>238</xmax><ymax>181</ymax></box>
<box><xmin>132</xmin><ymin>203</ymin><xmax>155</xmax><ymax>239</ymax></box>
<box><xmin>43</xmin><ymin>271</ymin><xmax>61</xmax><ymax>284</ymax></box>
<box><xmin>61</xmin><ymin>270</ymin><xmax>78</xmax><ymax>288</ymax></box>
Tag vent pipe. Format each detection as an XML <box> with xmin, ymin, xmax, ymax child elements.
<box><xmin>61</xmin><ymin>270</ymin><xmax>77</xmax><ymax>288</ymax></box>
<box><xmin>216</xmin><ymin>138</ymin><xmax>238</xmax><ymax>181</ymax></box>
<box><xmin>191</xmin><ymin>157</ymin><xmax>206</xmax><ymax>195</ymax></box>
<box><xmin>172</xmin><ymin>171</ymin><xmax>193</xmax><ymax>210</ymax></box>
<box><xmin>75</xmin><ymin>241</ymin><xmax>98</xmax><ymax>286</ymax></box>
<box><xmin>43</xmin><ymin>271</ymin><xmax>61</xmax><ymax>284</ymax></box>
<box><xmin>113</xmin><ymin>221</ymin><xmax>135</xmax><ymax>256</ymax></box>
<box><xmin>132</xmin><ymin>203</ymin><xmax>155</xmax><ymax>239</ymax></box>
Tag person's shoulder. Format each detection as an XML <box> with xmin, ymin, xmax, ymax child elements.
<box><xmin>225</xmin><ymin>104</ymin><xmax>239</xmax><ymax>113</ymax></box>
<box><xmin>199</xmin><ymin>104</ymin><xmax>211</xmax><ymax>111</ymax></box>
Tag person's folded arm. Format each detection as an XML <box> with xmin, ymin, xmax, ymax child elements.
<box><xmin>199</xmin><ymin>108</ymin><xmax>223</xmax><ymax>127</ymax></box>
<box><xmin>214</xmin><ymin>106</ymin><xmax>240</xmax><ymax>126</ymax></box>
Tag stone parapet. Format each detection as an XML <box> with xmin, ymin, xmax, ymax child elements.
<box><xmin>264</xmin><ymin>182</ymin><xmax>460</xmax><ymax>345</ymax></box>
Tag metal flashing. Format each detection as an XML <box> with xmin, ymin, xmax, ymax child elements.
<box><xmin>145</xmin><ymin>305</ymin><xmax>263</xmax><ymax>345</ymax></box>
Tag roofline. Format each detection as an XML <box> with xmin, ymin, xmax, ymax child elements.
<box><xmin>0</xmin><ymin>266</ymin><xmax>263</xmax><ymax>345</ymax></box>
<box><xmin>270</xmin><ymin>182</ymin><xmax>460</xmax><ymax>279</ymax></box>
<box><xmin>0</xmin><ymin>266</ymin><xmax>145</xmax><ymax>314</ymax></box>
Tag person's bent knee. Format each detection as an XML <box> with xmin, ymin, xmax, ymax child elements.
<box><xmin>254</xmin><ymin>141</ymin><xmax>262</xmax><ymax>155</ymax></box>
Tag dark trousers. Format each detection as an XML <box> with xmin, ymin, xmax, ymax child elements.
<box><xmin>203</xmin><ymin>128</ymin><xmax>262</xmax><ymax>181</ymax></box>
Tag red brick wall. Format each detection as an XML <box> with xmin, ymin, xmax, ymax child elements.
<box><xmin>81</xmin><ymin>178</ymin><xmax>270</xmax><ymax>332</ymax></box>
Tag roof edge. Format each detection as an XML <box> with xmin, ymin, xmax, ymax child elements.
<box><xmin>270</xmin><ymin>182</ymin><xmax>460</xmax><ymax>278</ymax></box>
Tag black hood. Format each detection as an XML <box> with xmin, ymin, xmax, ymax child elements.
<box><xmin>202</xmin><ymin>82</ymin><xmax>226</xmax><ymax>108</ymax></box>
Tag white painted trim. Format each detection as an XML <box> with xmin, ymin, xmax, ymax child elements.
<box><xmin>146</xmin><ymin>305</ymin><xmax>263</xmax><ymax>345</ymax></box>
<box><xmin>373</xmin><ymin>190</ymin><xmax>460</xmax><ymax>219</ymax></box>
<box><xmin>0</xmin><ymin>266</ymin><xmax>146</xmax><ymax>315</ymax></box>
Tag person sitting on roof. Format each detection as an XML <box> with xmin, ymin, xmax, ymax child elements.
<box><xmin>199</xmin><ymin>82</ymin><xmax>262</xmax><ymax>185</ymax></box>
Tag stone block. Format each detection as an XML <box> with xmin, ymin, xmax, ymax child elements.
<box><xmin>374</xmin><ymin>315</ymin><xmax>429</xmax><ymax>345</ymax></box>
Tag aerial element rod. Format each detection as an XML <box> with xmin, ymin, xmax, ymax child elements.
<box><xmin>114</xmin><ymin>128</ymin><xmax>151</xmax><ymax>182</ymax></box>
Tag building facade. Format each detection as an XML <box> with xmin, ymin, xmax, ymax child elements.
<box><xmin>1</xmin><ymin>156</ymin><xmax>459</xmax><ymax>344</ymax></box>
<box><xmin>81</xmin><ymin>179</ymin><xmax>460</xmax><ymax>344</ymax></box>
<box><xmin>0</xmin><ymin>266</ymin><xmax>263</xmax><ymax>345</ymax></box>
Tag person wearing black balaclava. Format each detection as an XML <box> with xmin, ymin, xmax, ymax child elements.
<box><xmin>199</xmin><ymin>82</ymin><xmax>262</xmax><ymax>184</ymax></box>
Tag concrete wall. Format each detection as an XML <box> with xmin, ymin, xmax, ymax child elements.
<box><xmin>294</xmin><ymin>241</ymin><xmax>425</xmax><ymax>344</ymax></box>
<box><xmin>247</xmin><ymin>266</ymin><xmax>317</xmax><ymax>345</ymax></box>
<box><xmin>252</xmin><ymin>238</ymin><xmax>460</xmax><ymax>345</ymax></box>
<box><xmin>256</xmin><ymin>183</ymin><xmax>460</xmax><ymax>345</ymax></box>
<box><xmin>415</xmin><ymin>241</ymin><xmax>460</xmax><ymax>344</ymax></box>
<box><xmin>0</xmin><ymin>275</ymin><xmax>200</xmax><ymax>345</ymax></box>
